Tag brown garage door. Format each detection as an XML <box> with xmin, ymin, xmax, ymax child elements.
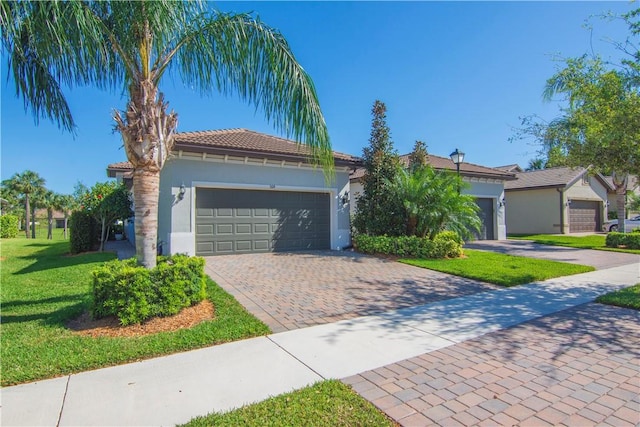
<box><xmin>195</xmin><ymin>188</ymin><xmax>330</xmax><ymax>255</ymax></box>
<box><xmin>569</xmin><ymin>200</ymin><xmax>601</xmax><ymax>232</ymax></box>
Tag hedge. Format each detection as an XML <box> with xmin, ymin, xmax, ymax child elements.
<box><xmin>91</xmin><ymin>254</ymin><xmax>207</xmax><ymax>325</ymax></box>
<box><xmin>606</xmin><ymin>231</ymin><xmax>640</xmax><ymax>250</ymax></box>
<box><xmin>353</xmin><ymin>232</ymin><xmax>463</xmax><ymax>259</ymax></box>
<box><xmin>70</xmin><ymin>210</ymin><xmax>99</xmax><ymax>253</ymax></box>
<box><xmin>0</xmin><ymin>215</ymin><xmax>19</xmax><ymax>238</ymax></box>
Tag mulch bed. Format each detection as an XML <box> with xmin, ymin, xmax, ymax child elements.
<box><xmin>66</xmin><ymin>300</ymin><xmax>215</xmax><ymax>338</ymax></box>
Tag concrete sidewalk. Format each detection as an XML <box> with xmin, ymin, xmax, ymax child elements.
<box><xmin>2</xmin><ymin>263</ymin><xmax>638</xmax><ymax>427</ymax></box>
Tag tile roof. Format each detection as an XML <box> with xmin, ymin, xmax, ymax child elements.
<box><xmin>107</xmin><ymin>128</ymin><xmax>362</xmax><ymax>174</ymax></box>
<box><xmin>494</xmin><ymin>164</ymin><xmax>523</xmax><ymax>172</ymax></box>
<box><xmin>350</xmin><ymin>154</ymin><xmax>516</xmax><ymax>181</ymax></box>
<box><xmin>175</xmin><ymin>128</ymin><xmax>359</xmax><ymax>162</ymax></box>
<box><xmin>504</xmin><ymin>166</ymin><xmax>588</xmax><ymax>190</ymax></box>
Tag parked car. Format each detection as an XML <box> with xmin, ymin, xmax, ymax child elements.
<box><xmin>604</xmin><ymin>215</ymin><xmax>640</xmax><ymax>232</ymax></box>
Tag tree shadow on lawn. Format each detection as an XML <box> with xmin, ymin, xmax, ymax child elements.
<box><xmin>14</xmin><ymin>241</ymin><xmax>115</xmax><ymax>275</ymax></box>
<box><xmin>1</xmin><ymin>299</ymin><xmax>87</xmax><ymax>326</ymax></box>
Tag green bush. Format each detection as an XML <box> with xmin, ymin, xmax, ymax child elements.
<box><xmin>0</xmin><ymin>215</ymin><xmax>19</xmax><ymax>238</ymax></box>
<box><xmin>91</xmin><ymin>255</ymin><xmax>207</xmax><ymax>325</ymax></box>
<box><xmin>353</xmin><ymin>232</ymin><xmax>462</xmax><ymax>259</ymax></box>
<box><xmin>70</xmin><ymin>211</ymin><xmax>99</xmax><ymax>253</ymax></box>
<box><xmin>606</xmin><ymin>232</ymin><xmax>640</xmax><ymax>250</ymax></box>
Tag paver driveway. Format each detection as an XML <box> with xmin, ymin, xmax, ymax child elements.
<box><xmin>204</xmin><ymin>251</ymin><xmax>498</xmax><ymax>332</ymax></box>
<box><xmin>344</xmin><ymin>303</ymin><xmax>640</xmax><ymax>427</ymax></box>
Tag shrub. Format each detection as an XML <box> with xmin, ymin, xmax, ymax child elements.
<box><xmin>70</xmin><ymin>211</ymin><xmax>99</xmax><ymax>253</ymax></box>
<box><xmin>91</xmin><ymin>255</ymin><xmax>207</xmax><ymax>325</ymax></box>
<box><xmin>0</xmin><ymin>215</ymin><xmax>19</xmax><ymax>238</ymax></box>
<box><xmin>353</xmin><ymin>232</ymin><xmax>462</xmax><ymax>259</ymax></box>
<box><xmin>606</xmin><ymin>232</ymin><xmax>640</xmax><ymax>250</ymax></box>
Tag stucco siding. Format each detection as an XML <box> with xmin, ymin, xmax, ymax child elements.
<box><xmin>159</xmin><ymin>156</ymin><xmax>351</xmax><ymax>255</ymax></box>
<box><xmin>505</xmin><ymin>188</ymin><xmax>562</xmax><ymax>234</ymax></box>
<box><xmin>566</xmin><ymin>176</ymin><xmax>608</xmax><ymax>202</ymax></box>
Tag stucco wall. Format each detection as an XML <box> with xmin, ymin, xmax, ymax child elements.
<box><xmin>158</xmin><ymin>155</ymin><xmax>351</xmax><ymax>255</ymax></box>
<box><xmin>505</xmin><ymin>188</ymin><xmax>562</xmax><ymax>234</ymax></box>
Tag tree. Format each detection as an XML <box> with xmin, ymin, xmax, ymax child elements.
<box><xmin>2</xmin><ymin>1</ymin><xmax>332</xmax><ymax>268</ymax></box>
<box><xmin>1</xmin><ymin>170</ymin><xmax>45</xmax><ymax>238</ymax></box>
<box><xmin>40</xmin><ymin>190</ymin><xmax>57</xmax><ymax>240</ymax></box>
<box><xmin>525</xmin><ymin>158</ymin><xmax>545</xmax><ymax>171</ymax></box>
<box><xmin>54</xmin><ymin>194</ymin><xmax>76</xmax><ymax>239</ymax></box>
<box><xmin>543</xmin><ymin>58</ymin><xmax>640</xmax><ymax>231</ymax></box>
<box><xmin>81</xmin><ymin>182</ymin><xmax>133</xmax><ymax>252</ymax></box>
<box><xmin>353</xmin><ymin>101</ymin><xmax>404</xmax><ymax>236</ymax></box>
<box><xmin>387</xmin><ymin>166</ymin><xmax>480</xmax><ymax>240</ymax></box>
<box><xmin>408</xmin><ymin>140</ymin><xmax>429</xmax><ymax>171</ymax></box>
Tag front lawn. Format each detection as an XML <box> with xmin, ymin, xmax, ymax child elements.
<box><xmin>508</xmin><ymin>234</ymin><xmax>640</xmax><ymax>254</ymax></box>
<box><xmin>596</xmin><ymin>284</ymin><xmax>640</xmax><ymax>310</ymax></box>
<box><xmin>0</xmin><ymin>237</ymin><xmax>269</xmax><ymax>386</ymax></box>
<box><xmin>400</xmin><ymin>249</ymin><xmax>594</xmax><ymax>286</ymax></box>
<box><xmin>182</xmin><ymin>380</ymin><xmax>395</xmax><ymax>427</ymax></box>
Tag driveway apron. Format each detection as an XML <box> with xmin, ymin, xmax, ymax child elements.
<box><xmin>204</xmin><ymin>251</ymin><xmax>498</xmax><ymax>333</ymax></box>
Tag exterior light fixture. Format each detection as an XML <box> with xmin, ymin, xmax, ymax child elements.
<box><xmin>340</xmin><ymin>191</ymin><xmax>349</xmax><ymax>206</ymax></box>
<box><xmin>499</xmin><ymin>198</ymin><xmax>506</xmax><ymax>207</ymax></box>
<box><xmin>178</xmin><ymin>184</ymin><xmax>186</xmax><ymax>200</ymax></box>
<box><xmin>450</xmin><ymin>148</ymin><xmax>465</xmax><ymax>194</ymax></box>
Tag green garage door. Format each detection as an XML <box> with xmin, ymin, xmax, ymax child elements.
<box><xmin>195</xmin><ymin>188</ymin><xmax>330</xmax><ymax>255</ymax></box>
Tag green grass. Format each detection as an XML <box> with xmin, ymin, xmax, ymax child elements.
<box><xmin>508</xmin><ymin>234</ymin><xmax>640</xmax><ymax>254</ymax></box>
<box><xmin>181</xmin><ymin>380</ymin><xmax>395</xmax><ymax>427</ymax></box>
<box><xmin>0</xmin><ymin>236</ymin><xmax>270</xmax><ymax>386</ymax></box>
<box><xmin>400</xmin><ymin>249</ymin><xmax>595</xmax><ymax>286</ymax></box>
<box><xmin>596</xmin><ymin>284</ymin><xmax>640</xmax><ymax>310</ymax></box>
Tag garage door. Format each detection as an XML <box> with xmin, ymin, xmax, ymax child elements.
<box><xmin>195</xmin><ymin>188</ymin><xmax>330</xmax><ymax>255</ymax></box>
<box><xmin>569</xmin><ymin>200</ymin><xmax>601</xmax><ymax>233</ymax></box>
<box><xmin>473</xmin><ymin>198</ymin><xmax>495</xmax><ymax>240</ymax></box>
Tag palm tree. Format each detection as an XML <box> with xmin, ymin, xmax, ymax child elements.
<box><xmin>1</xmin><ymin>1</ymin><xmax>332</xmax><ymax>268</ymax></box>
<box><xmin>1</xmin><ymin>170</ymin><xmax>46</xmax><ymax>238</ymax></box>
<box><xmin>54</xmin><ymin>194</ymin><xmax>76</xmax><ymax>239</ymax></box>
<box><xmin>387</xmin><ymin>166</ymin><xmax>481</xmax><ymax>240</ymax></box>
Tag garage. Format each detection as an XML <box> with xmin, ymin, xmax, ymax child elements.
<box><xmin>473</xmin><ymin>198</ymin><xmax>495</xmax><ymax>240</ymax></box>
<box><xmin>569</xmin><ymin>200</ymin><xmax>601</xmax><ymax>233</ymax></box>
<box><xmin>195</xmin><ymin>188</ymin><xmax>330</xmax><ymax>255</ymax></box>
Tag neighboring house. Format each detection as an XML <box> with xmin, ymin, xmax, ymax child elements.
<box><xmin>495</xmin><ymin>164</ymin><xmax>524</xmax><ymax>173</ymax></box>
<box><xmin>603</xmin><ymin>175</ymin><xmax>640</xmax><ymax>218</ymax></box>
<box><xmin>34</xmin><ymin>208</ymin><xmax>67</xmax><ymax>228</ymax></box>
<box><xmin>108</xmin><ymin>128</ymin><xmax>361</xmax><ymax>256</ymax></box>
<box><xmin>504</xmin><ymin>166</ymin><xmax>613</xmax><ymax>234</ymax></box>
<box><xmin>350</xmin><ymin>155</ymin><xmax>516</xmax><ymax>240</ymax></box>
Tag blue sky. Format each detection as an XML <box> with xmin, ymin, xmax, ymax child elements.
<box><xmin>1</xmin><ymin>1</ymin><xmax>635</xmax><ymax>194</ymax></box>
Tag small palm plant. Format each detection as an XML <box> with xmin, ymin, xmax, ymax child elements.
<box><xmin>388</xmin><ymin>166</ymin><xmax>481</xmax><ymax>240</ymax></box>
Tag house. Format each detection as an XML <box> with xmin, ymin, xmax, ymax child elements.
<box><xmin>108</xmin><ymin>128</ymin><xmax>361</xmax><ymax>256</ymax></box>
<box><xmin>603</xmin><ymin>175</ymin><xmax>640</xmax><ymax>218</ymax></box>
<box><xmin>350</xmin><ymin>155</ymin><xmax>517</xmax><ymax>240</ymax></box>
<box><xmin>503</xmin><ymin>166</ymin><xmax>613</xmax><ymax>234</ymax></box>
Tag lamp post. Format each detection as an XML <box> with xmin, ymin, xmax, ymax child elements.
<box><xmin>450</xmin><ymin>148</ymin><xmax>465</xmax><ymax>194</ymax></box>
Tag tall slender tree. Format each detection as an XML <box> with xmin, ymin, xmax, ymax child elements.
<box><xmin>1</xmin><ymin>1</ymin><xmax>332</xmax><ymax>267</ymax></box>
<box><xmin>1</xmin><ymin>170</ymin><xmax>45</xmax><ymax>238</ymax></box>
<box><xmin>353</xmin><ymin>100</ymin><xmax>404</xmax><ymax>236</ymax></box>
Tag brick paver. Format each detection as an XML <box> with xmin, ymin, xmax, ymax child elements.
<box><xmin>204</xmin><ymin>251</ymin><xmax>497</xmax><ymax>332</ymax></box>
<box><xmin>344</xmin><ymin>303</ymin><xmax>640</xmax><ymax>427</ymax></box>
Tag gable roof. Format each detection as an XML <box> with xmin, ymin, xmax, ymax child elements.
<box><xmin>350</xmin><ymin>154</ymin><xmax>516</xmax><ymax>181</ymax></box>
<box><xmin>494</xmin><ymin>164</ymin><xmax>523</xmax><ymax>173</ymax></box>
<box><xmin>505</xmin><ymin>166</ymin><xmax>614</xmax><ymax>191</ymax></box>
<box><xmin>108</xmin><ymin>128</ymin><xmax>362</xmax><ymax>176</ymax></box>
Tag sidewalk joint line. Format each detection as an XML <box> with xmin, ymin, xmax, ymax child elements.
<box><xmin>266</xmin><ymin>336</ymin><xmax>327</xmax><ymax>380</ymax></box>
<box><xmin>56</xmin><ymin>375</ymin><xmax>71</xmax><ymax>427</ymax></box>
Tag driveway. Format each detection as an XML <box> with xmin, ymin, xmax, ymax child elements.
<box><xmin>204</xmin><ymin>251</ymin><xmax>498</xmax><ymax>333</ymax></box>
<box><xmin>465</xmin><ymin>240</ymin><xmax>639</xmax><ymax>270</ymax></box>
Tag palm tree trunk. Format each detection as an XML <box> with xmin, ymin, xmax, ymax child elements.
<box><xmin>31</xmin><ymin>205</ymin><xmax>36</xmax><ymax>239</ymax></box>
<box><xmin>25</xmin><ymin>195</ymin><xmax>30</xmax><ymax>239</ymax></box>
<box><xmin>133</xmin><ymin>169</ymin><xmax>160</xmax><ymax>269</ymax></box>
<box><xmin>64</xmin><ymin>215</ymin><xmax>68</xmax><ymax>239</ymax></box>
<box><xmin>47</xmin><ymin>208</ymin><xmax>53</xmax><ymax>239</ymax></box>
<box><xmin>612</xmin><ymin>171</ymin><xmax>628</xmax><ymax>233</ymax></box>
